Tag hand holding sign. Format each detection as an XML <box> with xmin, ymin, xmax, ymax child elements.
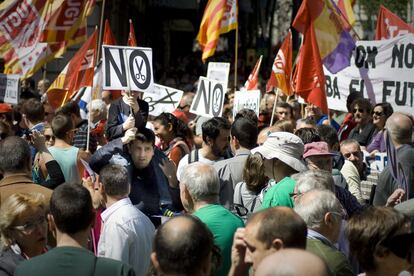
<box><xmin>121</xmin><ymin>127</ymin><xmax>137</xmax><ymax>144</ymax></box>
<box><xmin>125</xmin><ymin>94</ymin><xmax>140</xmax><ymax>113</ymax></box>
<box><xmin>122</xmin><ymin>115</ymin><xmax>135</xmax><ymax>131</ymax></box>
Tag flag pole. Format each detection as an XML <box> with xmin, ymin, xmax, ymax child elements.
<box><xmin>96</xmin><ymin>0</ymin><xmax>106</xmax><ymax>61</ymax></box>
<box><xmin>123</xmin><ymin>50</ymin><xmax>133</xmax><ymax>115</ymax></box>
<box><xmin>234</xmin><ymin>24</ymin><xmax>238</xmax><ymax>91</ymax></box>
<box><xmin>86</xmin><ymin>26</ymin><xmax>99</xmax><ymax>152</ymax></box>
<box><xmin>269</xmin><ymin>89</ymin><xmax>279</xmax><ymax>126</ymax></box>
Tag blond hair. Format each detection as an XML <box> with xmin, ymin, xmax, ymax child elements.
<box><xmin>0</xmin><ymin>193</ymin><xmax>46</xmax><ymax>248</ymax></box>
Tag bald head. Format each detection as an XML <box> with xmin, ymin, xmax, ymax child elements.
<box><xmin>386</xmin><ymin>112</ymin><xmax>413</xmax><ymax>146</ymax></box>
<box><xmin>256</xmin><ymin>249</ymin><xmax>329</xmax><ymax>276</ymax></box>
<box><xmin>152</xmin><ymin>215</ymin><xmax>214</xmax><ymax>276</ymax></box>
<box><xmin>248</xmin><ymin>207</ymin><xmax>307</xmax><ymax>249</ymax></box>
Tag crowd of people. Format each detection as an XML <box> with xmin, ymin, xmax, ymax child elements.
<box><xmin>0</xmin><ymin>78</ymin><xmax>413</xmax><ymax>276</ymax></box>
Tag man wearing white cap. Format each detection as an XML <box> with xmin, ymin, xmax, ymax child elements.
<box><xmin>252</xmin><ymin>132</ymin><xmax>307</xmax><ymax>208</ymax></box>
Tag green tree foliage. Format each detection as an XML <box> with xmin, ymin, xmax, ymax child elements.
<box><xmin>359</xmin><ymin>0</ymin><xmax>410</xmax><ymax>33</ymax></box>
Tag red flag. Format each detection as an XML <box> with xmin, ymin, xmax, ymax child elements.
<box><xmin>47</xmin><ymin>30</ymin><xmax>97</xmax><ymax>108</ymax></box>
<box><xmin>102</xmin><ymin>20</ymin><xmax>122</xmax><ymax>99</ymax></box>
<box><xmin>244</xmin><ymin>55</ymin><xmax>263</xmax><ymax>91</ymax></box>
<box><xmin>266</xmin><ymin>32</ymin><xmax>292</xmax><ymax>95</ymax></box>
<box><xmin>375</xmin><ymin>5</ymin><xmax>414</xmax><ymax>40</ymax></box>
<box><xmin>293</xmin><ymin>24</ymin><xmax>328</xmax><ymax>114</ymax></box>
<box><xmin>103</xmin><ymin>19</ymin><xmax>117</xmax><ymax>45</ymax></box>
<box><xmin>128</xmin><ymin>19</ymin><xmax>138</xmax><ymax>47</ymax></box>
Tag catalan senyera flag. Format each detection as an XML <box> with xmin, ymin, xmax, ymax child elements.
<box><xmin>292</xmin><ymin>24</ymin><xmax>328</xmax><ymax>114</ymax></box>
<box><xmin>47</xmin><ymin>30</ymin><xmax>97</xmax><ymax>109</ymax></box>
<box><xmin>244</xmin><ymin>55</ymin><xmax>262</xmax><ymax>91</ymax></box>
<box><xmin>128</xmin><ymin>19</ymin><xmax>138</xmax><ymax>47</ymax></box>
<box><xmin>40</xmin><ymin>0</ymin><xmax>95</xmax><ymax>43</ymax></box>
<box><xmin>197</xmin><ymin>0</ymin><xmax>238</xmax><ymax>62</ymax></box>
<box><xmin>266</xmin><ymin>32</ymin><xmax>292</xmax><ymax>95</ymax></box>
<box><xmin>375</xmin><ymin>5</ymin><xmax>414</xmax><ymax>40</ymax></box>
<box><xmin>0</xmin><ymin>0</ymin><xmax>89</xmax><ymax>78</ymax></box>
<box><xmin>293</xmin><ymin>0</ymin><xmax>355</xmax><ymax>74</ymax></box>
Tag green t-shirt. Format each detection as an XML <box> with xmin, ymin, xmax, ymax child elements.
<box><xmin>261</xmin><ymin>176</ymin><xmax>295</xmax><ymax>208</ymax></box>
<box><xmin>193</xmin><ymin>204</ymin><xmax>244</xmax><ymax>276</ymax></box>
<box><xmin>14</xmin><ymin>246</ymin><xmax>135</xmax><ymax>276</ymax></box>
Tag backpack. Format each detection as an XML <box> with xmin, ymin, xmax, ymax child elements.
<box><xmin>187</xmin><ymin>149</ymin><xmax>199</xmax><ymax>164</ymax></box>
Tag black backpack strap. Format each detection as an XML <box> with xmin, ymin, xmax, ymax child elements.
<box><xmin>238</xmin><ymin>182</ymin><xmax>244</xmax><ymax>206</ymax></box>
<box><xmin>188</xmin><ymin>149</ymin><xmax>199</xmax><ymax>164</ymax></box>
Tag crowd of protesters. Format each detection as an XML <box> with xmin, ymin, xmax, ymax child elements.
<box><xmin>0</xmin><ymin>76</ymin><xmax>413</xmax><ymax>276</ymax></box>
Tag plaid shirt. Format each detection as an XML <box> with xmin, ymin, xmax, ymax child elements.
<box><xmin>73</xmin><ymin>120</ymin><xmax>97</xmax><ymax>153</ymax></box>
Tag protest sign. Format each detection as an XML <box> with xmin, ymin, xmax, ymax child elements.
<box><xmin>233</xmin><ymin>90</ymin><xmax>261</xmax><ymax>119</ymax></box>
<box><xmin>207</xmin><ymin>62</ymin><xmax>230</xmax><ymax>89</ymax></box>
<box><xmin>102</xmin><ymin>45</ymin><xmax>154</xmax><ymax>92</ymax></box>
<box><xmin>325</xmin><ymin>34</ymin><xmax>414</xmax><ymax>114</ymax></box>
<box><xmin>143</xmin><ymin>84</ymin><xmax>184</xmax><ymax>116</ymax></box>
<box><xmin>190</xmin><ymin>77</ymin><xmax>226</xmax><ymax>118</ymax></box>
<box><xmin>0</xmin><ymin>74</ymin><xmax>19</xmax><ymax>104</ymax></box>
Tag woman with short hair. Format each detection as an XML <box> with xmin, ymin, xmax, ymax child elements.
<box><xmin>0</xmin><ymin>193</ymin><xmax>48</xmax><ymax>276</ymax></box>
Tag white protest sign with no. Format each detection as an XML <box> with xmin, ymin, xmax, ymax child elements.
<box><xmin>143</xmin><ymin>84</ymin><xmax>184</xmax><ymax>116</ymax></box>
<box><xmin>207</xmin><ymin>62</ymin><xmax>230</xmax><ymax>89</ymax></box>
<box><xmin>233</xmin><ymin>90</ymin><xmax>261</xmax><ymax>118</ymax></box>
<box><xmin>0</xmin><ymin>74</ymin><xmax>19</xmax><ymax>105</ymax></box>
<box><xmin>102</xmin><ymin>45</ymin><xmax>154</xmax><ymax>92</ymax></box>
<box><xmin>324</xmin><ymin>34</ymin><xmax>414</xmax><ymax>114</ymax></box>
<box><xmin>190</xmin><ymin>77</ymin><xmax>226</xmax><ymax>118</ymax></box>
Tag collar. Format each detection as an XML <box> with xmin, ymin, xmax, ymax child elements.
<box><xmin>307</xmin><ymin>229</ymin><xmax>335</xmax><ymax>249</ymax></box>
<box><xmin>0</xmin><ymin>173</ymin><xmax>33</xmax><ymax>186</ymax></box>
<box><xmin>235</xmin><ymin>148</ymin><xmax>250</xmax><ymax>156</ymax></box>
<box><xmin>101</xmin><ymin>197</ymin><xmax>132</xmax><ymax>223</ymax></box>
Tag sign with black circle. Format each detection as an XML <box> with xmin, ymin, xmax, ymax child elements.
<box><xmin>102</xmin><ymin>45</ymin><xmax>154</xmax><ymax>92</ymax></box>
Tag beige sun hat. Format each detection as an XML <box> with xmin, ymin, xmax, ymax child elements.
<box><xmin>251</xmin><ymin>132</ymin><xmax>307</xmax><ymax>172</ymax></box>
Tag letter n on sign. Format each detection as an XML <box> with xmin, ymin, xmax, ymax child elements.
<box><xmin>190</xmin><ymin>76</ymin><xmax>226</xmax><ymax>118</ymax></box>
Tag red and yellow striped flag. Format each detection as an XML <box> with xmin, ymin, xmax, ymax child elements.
<box><xmin>197</xmin><ymin>0</ymin><xmax>238</xmax><ymax>62</ymax></box>
<box><xmin>0</xmin><ymin>0</ymin><xmax>94</xmax><ymax>79</ymax></box>
<box><xmin>40</xmin><ymin>0</ymin><xmax>95</xmax><ymax>43</ymax></box>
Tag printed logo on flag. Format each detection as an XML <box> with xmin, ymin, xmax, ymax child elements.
<box><xmin>80</xmin><ymin>49</ymin><xmax>95</xmax><ymax>70</ymax></box>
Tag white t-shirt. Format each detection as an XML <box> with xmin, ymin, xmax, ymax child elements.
<box><xmin>176</xmin><ymin>150</ymin><xmax>222</xmax><ymax>181</ymax></box>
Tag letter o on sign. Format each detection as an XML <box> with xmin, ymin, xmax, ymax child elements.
<box><xmin>212</xmin><ymin>83</ymin><xmax>224</xmax><ymax>117</ymax></box>
<box><xmin>129</xmin><ymin>50</ymin><xmax>151</xmax><ymax>90</ymax></box>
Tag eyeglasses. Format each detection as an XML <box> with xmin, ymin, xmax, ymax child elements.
<box><xmin>372</xmin><ymin>111</ymin><xmax>385</xmax><ymax>117</ymax></box>
<box><xmin>13</xmin><ymin>216</ymin><xmax>47</xmax><ymax>234</ymax></box>
<box><xmin>352</xmin><ymin>108</ymin><xmax>365</xmax><ymax>114</ymax></box>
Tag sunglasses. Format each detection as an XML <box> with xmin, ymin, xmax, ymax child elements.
<box><xmin>44</xmin><ymin>135</ymin><xmax>55</xmax><ymax>141</ymax></box>
<box><xmin>372</xmin><ymin>111</ymin><xmax>385</xmax><ymax>117</ymax></box>
<box><xmin>352</xmin><ymin>108</ymin><xmax>365</xmax><ymax>114</ymax></box>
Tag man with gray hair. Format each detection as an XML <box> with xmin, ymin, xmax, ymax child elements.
<box><xmin>180</xmin><ymin>162</ymin><xmax>244</xmax><ymax>276</ymax></box>
<box><xmin>374</xmin><ymin>112</ymin><xmax>414</xmax><ymax>206</ymax></box>
<box><xmin>294</xmin><ymin>190</ymin><xmax>353</xmax><ymax>276</ymax></box>
<box><xmin>292</xmin><ymin>170</ymin><xmax>364</xmax><ymax>217</ymax></box>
